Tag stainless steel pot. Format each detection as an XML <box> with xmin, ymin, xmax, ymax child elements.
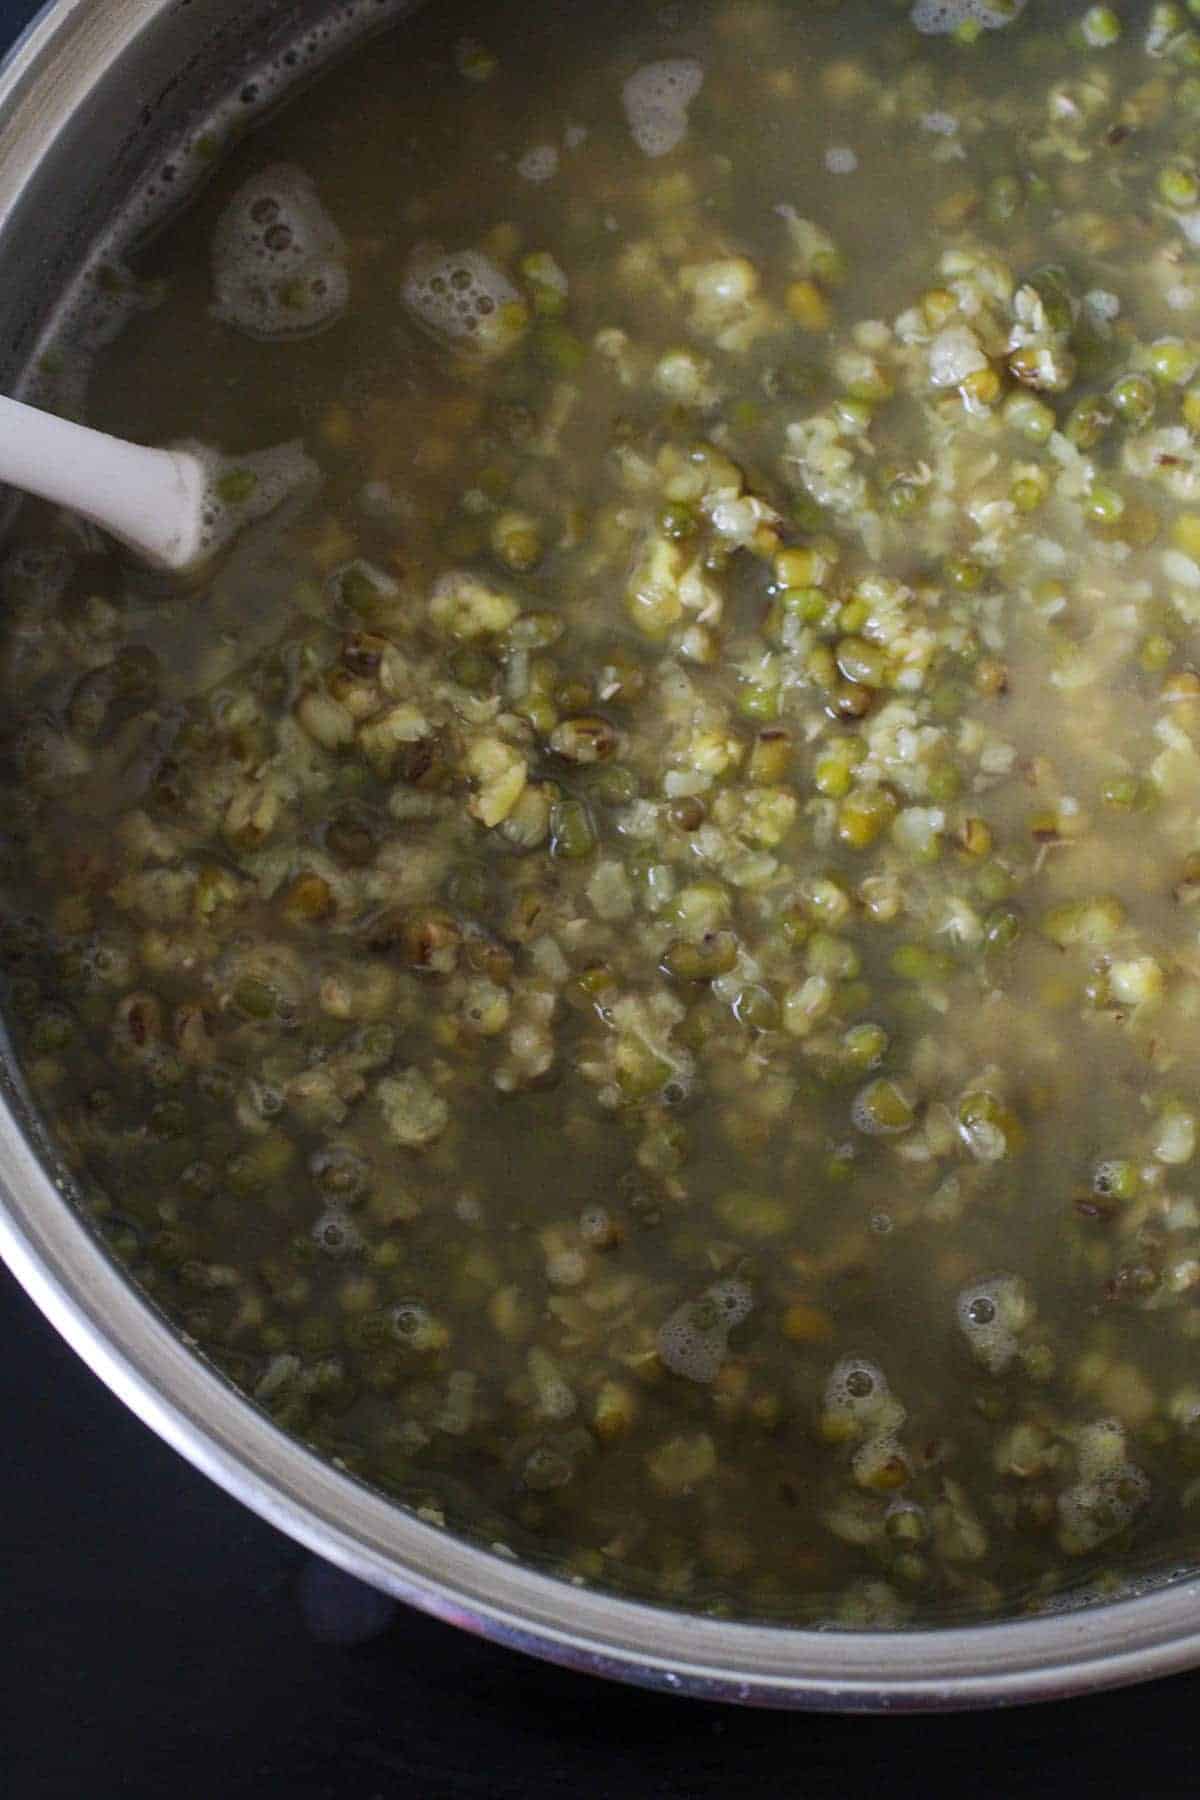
<box><xmin>4</xmin><ymin>0</ymin><xmax>1200</xmax><ymax>1710</ymax></box>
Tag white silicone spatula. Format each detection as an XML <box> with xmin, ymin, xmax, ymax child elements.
<box><xmin>0</xmin><ymin>394</ymin><xmax>318</xmax><ymax>573</ymax></box>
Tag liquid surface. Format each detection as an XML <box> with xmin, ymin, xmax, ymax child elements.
<box><xmin>7</xmin><ymin>0</ymin><xmax>1200</xmax><ymax>1627</ymax></box>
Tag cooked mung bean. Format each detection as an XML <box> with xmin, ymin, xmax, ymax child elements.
<box><xmin>8</xmin><ymin>0</ymin><xmax>1200</xmax><ymax>1627</ymax></box>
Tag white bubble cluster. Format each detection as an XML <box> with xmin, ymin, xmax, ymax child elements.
<box><xmin>823</xmin><ymin>1359</ymin><xmax>910</xmax><ymax>1491</ymax></box>
<box><xmin>823</xmin><ymin>1357</ymin><xmax>903</xmax><ymax>1433</ymax></box>
<box><xmin>401</xmin><ymin>245</ymin><xmax>524</xmax><ymax>352</ymax></box>
<box><xmin>911</xmin><ymin>0</ymin><xmax>1027</xmax><ymax>33</ymax></box>
<box><xmin>955</xmin><ymin>1274</ymin><xmax>1032</xmax><ymax>1374</ymax></box>
<box><xmin>657</xmin><ymin>1276</ymin><xmax>753</xmax><ymax>1383</ymax></box>
<box><xmin>191</xmin><ymin>437</ymin><xmax>319</xmax><ymax>559</ymax></box>
<box><xmin>1058</xmin><ymin>1418</ymin><xmax>1151</xmax><ymax>1554</ymax></box>
<box><xmin>211</xmin><ymin>164</ymin><xmax>349</xmax><ymax>340</ymax></box>
<box><xmin>311</xmin><ymin>1209</ymin><xmax>364</xmax><ymax>1257</ymax></box>
<box><xmin>824</xmin><ymin>146</ymin><xmax>858</xmax><ymax>175</ymax></box>
<box><xmin>622</xmin><ymin>59</ymin><xmax>704</xmax><ymax>158</ymax></box>
<box><xmin>852</xmin><ymin>1432</ymin><xmax>909</xmax><ymax>1491</ymax></box>
<box><xmin>517</xmin><ymin>145</ymin><xmax>559</xmax><ymax>184</ymax></box>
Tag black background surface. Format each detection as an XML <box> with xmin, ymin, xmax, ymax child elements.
<box><xmin>3</xmin><ymin>0</ymin><xmax>1200</xmax><ymax>1791</ymax></box>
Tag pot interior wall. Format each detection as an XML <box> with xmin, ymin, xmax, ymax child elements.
<box><xmin>0</xmin><ymin>0</ymin><xmax>390</xmax><ymax>391</ymax></box>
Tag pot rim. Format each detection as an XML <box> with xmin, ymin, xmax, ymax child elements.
<box><xmin>4</xmin><ymin>0</ymin><xmax>1200</xmax><ymax>1711</ymax></box>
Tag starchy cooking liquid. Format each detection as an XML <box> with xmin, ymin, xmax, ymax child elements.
<box><xmin>9</xmin><ymin>0</ymin><xmax>1200</xmax><ymax>1626</ymax></box>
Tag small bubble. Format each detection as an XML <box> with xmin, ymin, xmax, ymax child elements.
<box><xmin>579</xmin><ymin>1205</ymin><xmax>614</xmax><ymax>1247</ymax></box>
<box><xmin>392</xmin><ymin>1301</ymin><xmax>430</xmax><ymax>1338</ymax></box>
<box><xmin>968</xmin><ymin>1294</ymin><xmax>996</xmax><ymax>1326</ymax></box>
<box><xmin>312</xmin><ymin>1212</ymin><xmax>362</xmax><ymax>1256</ymax></box>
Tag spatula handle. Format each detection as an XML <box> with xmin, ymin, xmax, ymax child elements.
<box><xmin>0</xmin><ymin>393</ymin><xmax>207</xmax><ymax>570</ymax></box>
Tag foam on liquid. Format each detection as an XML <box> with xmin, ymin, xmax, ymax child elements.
<box><xmin>910</xmin><ymin>0</ymin><xmax>1027</xmax><ymax>33</ymax></box>
<box><xmin>401</xmin><ymin>245</ymin><xmax>523</xmax><ymax>350</ymax></box>
<box><xmin>955</xmin><ymin>1274</ymin><xmax>1031</xmax><ymax>1375</ymax></box>
<box><xmin>622</xmin><ymin>59</ymin><xmax>704</xmax><ymax>159</ymax></box>
<box><xmin>517</xmin><ymin>145</ymin><xmax>559</xmax><ymax>184</ymax></box>
<box><xmin>824</xmin><ymin>1356</ymin><xmax>895</xmax><ymax>1429</ymax></box>
<box><xmin>211</xmin><ymin>163</ymin><xmax>349</xmax><ymax>340</ymax></box>
<box><xmin>191</xmin><ymin>438</ymin><xmax>320</xmax><ymax>558</ymax></box>
<box><xmin>656</xmin><ymin>1276</ymin><xmax>753</xmax><ymax>1383</ymax></box>
<box><xmin>1058</xmin><ymin>1420</ymin><xmax>1152</xmax><ymax>1553</ymax></box>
